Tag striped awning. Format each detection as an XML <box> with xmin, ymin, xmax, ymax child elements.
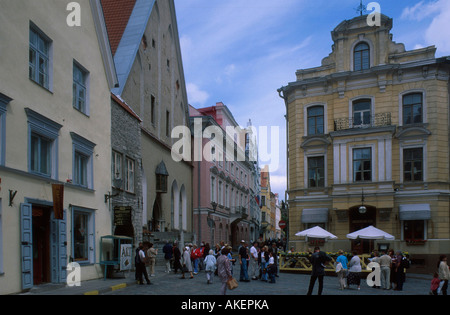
<box><xmin>301</xmin><ymin>208</ymin><xmax>329</xmax><ymax>223</ymax></box>
<box><xmin>399</xmin><ymin>204</ymin><xmax>431</xmax><ymax>221</ymax></box>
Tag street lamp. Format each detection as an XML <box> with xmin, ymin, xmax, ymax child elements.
<box><xmin>359</xmin><ymin>188</ymin><xmax>367</xmax><ymax>214</ymax></box>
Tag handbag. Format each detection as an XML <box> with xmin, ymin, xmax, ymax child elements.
<box><xmin>227</xmin><ymin>277</ymin><xmax>239</xmax><ymax>290</ymax></box>
<box><xmin>335</xmin><ymin>262</ymin><xmax>342</xmax><ymax>273</ymax></box>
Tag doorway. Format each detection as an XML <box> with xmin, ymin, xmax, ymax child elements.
<box><xmin>349</xmin><ymin>205</ymin><xmax>376</xmax><ymax>254</ymax></box>
<box><xmin>32</xmin><ymin>206</ymin><xmax>51</xmax><ymax>285</ymax></box>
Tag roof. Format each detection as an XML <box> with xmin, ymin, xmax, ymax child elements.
<box><xmin>111</xmin><ymin>93</ymin><xmax>142</xmax><ymax>122</ymax></box>
<box><xmin>100</xmin><ymin>0</ymin><xmax>137</xmax><ymax>56</ymax></box>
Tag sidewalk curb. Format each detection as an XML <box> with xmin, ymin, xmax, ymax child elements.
<box><xmin>82</xmin><ymin>280</ymin><xmax>137</xmax><ymax>295</ymax></box>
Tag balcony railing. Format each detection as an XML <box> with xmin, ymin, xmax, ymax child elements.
<box><xmin>334</xmin><ymin>112</ymin><xmax>392</xmax><ymax>131</ymax></box>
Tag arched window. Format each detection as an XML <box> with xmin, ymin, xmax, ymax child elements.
<box><xmin>354</xmin><ymin>42</ymin><xmax>370</xmax><ymax>71</ymax></box>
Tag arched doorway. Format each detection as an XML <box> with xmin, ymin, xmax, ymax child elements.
<box><xmin>152</xmin><ymin>199</ymin><xmax>161</xmax><ymax>232</ymax></box>
<box><xmin>349</xmin><ymin>205</ymin><xmax>376</xmax><ymax>254</ymax></box>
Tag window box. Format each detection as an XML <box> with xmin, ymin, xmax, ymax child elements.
<box><xmin>405</xmin><ymin>239</ymin><xmax>427</xmax><ymax>245</ymax></box>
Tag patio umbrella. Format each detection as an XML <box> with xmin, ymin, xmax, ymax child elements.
<box><xmin>346</xmin><ymin>225</ymin><xmax>395</xmax><ymax>240</ymax></box>
<box><xmin>295</xmin><ymin>226</ymin><xmax>338</xmax><ymax>239</ymax></box>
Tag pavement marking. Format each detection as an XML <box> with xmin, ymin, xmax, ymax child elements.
<box><xmin>84</xmin><ymin>290</ymin><xmax>99</xmax><ymax>295</ymax></box>
<box><xmin>111</xmin><ymin>283</ymin><xmax>127</xmax><ymax>291</ymax></box>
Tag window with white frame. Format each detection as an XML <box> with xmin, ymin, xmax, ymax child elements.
<box><xmin>211</xmin><ymin>176</ymin><xmax>216</xmax><ymax>202</ymax></box>
<box><xmin>125</xmin><ymin>157</ymin><xmax>135</xmax><ymax>193</ymax></box>
<box><xmin>218</xmin><ymin>181</ymin><xmax>223</xmax><ymax>205</ymax></box>
<box><xmin>353</xmin><ymin>148</ymin><xmax>372</xmax><ymax>182</ymax></box>
<box><xmin>29</xmin><ymin>24</ymin><xmax>51</xmax><ymax>89</ymax></box>
<box><xmin>71</xmin><ymin>132</ymin><xmax>95</xmax><ymax>189</ymax></box>
<box><xmin>73</xmin><ymin>62</ymin><xmax>89</xmax><ymax>115</ymax></box>
<box><xmin>353</xmin><ymin>99</ymin><xmax>371</xmax><ymax>127</ymax></box>
<box><xmin>72</xmin><ymin>207</ymin><xmax>95</xmax><ymax>264</ymax></box>
<box><xmin>112</xmin><ymin>151</ymin><xmax>123</xmax><ymax>188</ymax></box>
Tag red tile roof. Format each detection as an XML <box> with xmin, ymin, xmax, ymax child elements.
<box><xmin>100</xmin><ymin>0</ymin><xmax>137</xmax><ymax>55</ymax></box>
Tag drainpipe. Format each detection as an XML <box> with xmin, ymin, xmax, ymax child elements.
<box><xmin>278</xmin><ymin>87</ymin><xmax>289</xmax><ymax>247</ymax></box>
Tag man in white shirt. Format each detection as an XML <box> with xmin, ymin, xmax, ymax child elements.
<box><xmin>249</xmin><ymin>241</ymin><xmax>259</xmax><ymax>280</ymax></box>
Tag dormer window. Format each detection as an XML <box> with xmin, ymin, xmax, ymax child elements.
<box><xmin>354</xmin><ymin>42</ymin><xmax>370</xmax><ymax>71</ymax></box>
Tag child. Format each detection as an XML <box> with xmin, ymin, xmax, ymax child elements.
<box><xmin>430</xmin><ymin>272</ymin><xmax>440</xmax><ymax>295</ymax></box>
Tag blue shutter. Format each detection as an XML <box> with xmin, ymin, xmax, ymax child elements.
<box><xmin>21</xmin><ymin>203</ymin><xmax>33</xmax><ymax>290</ymax></box>
<box><xmin>51</xmin><ymin>210</ymin><xmax>67</xmax><ymax>283</ymax></box>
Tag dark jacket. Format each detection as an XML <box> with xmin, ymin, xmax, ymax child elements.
<box><xmin>310</xmin><ymin>251</ymin><xmax>332</xmax><ymax>276</ymax></box>
<box><xmin>163</xmin><ymin>243</ymin><xmax>173</xmax><ymax>259</ymax></box>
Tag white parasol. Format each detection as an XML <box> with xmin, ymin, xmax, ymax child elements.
<box><xmin>295</xmin><ymin>226</ymin><xmax>338</xmax><ymax>239</ymax></box>
<box><xmin>346</xmin><ymin>225</ymin><xmax>395</xmax><ymax>240</ymax></box>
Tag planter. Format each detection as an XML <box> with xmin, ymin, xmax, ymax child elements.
<box><xmin>405</xmin><ymin>239</ymin><xmax>427</xmax><ymax>246</ymax></box>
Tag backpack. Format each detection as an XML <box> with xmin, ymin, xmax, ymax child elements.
<box><xmin>400</xmin><ymin>256</ymin><xmax>410</xmax><ymax>269</ymax></box>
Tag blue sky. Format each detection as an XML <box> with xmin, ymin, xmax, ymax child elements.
<box><xmin>174</xmin><ymin>0</ymin><xmax>450</xmax><ymax>199</ymax></box>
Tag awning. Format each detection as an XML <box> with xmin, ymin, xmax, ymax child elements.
<box><xmin>347</xmin><ymin>226</ymin><xmax>395</xmax><ymax>240</ymax></box>
<box><xmin>295</xmin><ymin>226</ymin><xmax>338</xmax><ymax>239</ymax></box>
<box><xmin>399</xmin><ymin>204</ymin><xmax>431</xmax><ymax>221</ymax></box>
<box><xmin>301</xmin><ymin>208</ymin><xmax>329</xmax><ymax>224</ymax></box>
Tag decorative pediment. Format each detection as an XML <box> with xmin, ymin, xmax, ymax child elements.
<box><xmin>395</xmin><ymin>125</ymin><xmax>431</xmax><ymax>139</ymax></box>
<box><xmin>301</xmin><ymin>135</ymin><xmax>331</xmax><ymax>149</ymax></box>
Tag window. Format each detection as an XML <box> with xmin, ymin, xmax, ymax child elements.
<box><xmin>73</xmin><ymin>62</ymin><xmax>89</xmax><ymax>114</ymax></box>
<box><xmin>0</xmin><ymin>93</ymin><xmax>12</xmax><ymax>166</ymax></box>
<box><xmin>225</xmin><ymin>185</ymin><xmax>229</xmax><ymax>208</ymax></box>
<box><xmin>125</xmin><ymin>157</ymin><xmax>135</xmax><ymax>193</ymax></box>
<box><xmin>403</xmin><ymin>93</ymin><xmax>423</xmax><ymax>125</ymax></box>
<box><xmin>307</xmin><ymin>106</ymin><xmax>324</xmax><ymax>135</ymax></box>
<box><xmin>211</xmin><ymin>176</ymin><xmax>216</xmax><ymax>202</ymax></box>
<box><xmin>72</xmin><ymin>207</ymin><xmax>95</xmax><ymax>263</ymax></box>
<box><xmin>71</xmin><ymin>132</ymin><xmax>96</xmax><ymax>189</ymax></box>
<box><xmin>403</xmin><ymin>148</ymin><xmax>423</xmax><ymax>182</ymax></box>
<box><xmin>166</xmin><ymin>110</ymin><xmax>170</xmax><ymax>137</ymax></box>
<box><xmin>354</xmin><ymin>42</ymin><xmax>370</xmax><ymax>71</ymax></box>
<box><xmin>308</xmin><ymin>156</ymin><xmax>325</xmax><ymax>188</ymax></box>
<box><xmin>30</xmin><ymin>133</ymin><xmax>52</xmax><ymax>176</ymax></box>
<box><xmin>403</xmin><ymin>220</ymin><xmax>425</xmax><ymax>240</ymax></box>
<box><xmin>26</xmin><ymin>108</ymin><xmax>62</xmax><ymax>179</ymax></box>
<box><xmin>74</xmin><ymin>152</ymin><xmax>88</xmax><ymax>187</ymax></box>
<box><xmin>261</xmin><ymin>196</ymin><xmax>266</xmax><ymax>207</ymax></box>
<box><xmin>112</xmin><ymin>151</ymin><xmax>123</xmax><ymax>188</ymax></box>
<box><xmin>353</xmin><ymin>148</ymin><xmax>372</xmax><ymax>182</ymax></box>
<box><xmin>353</xmin><ymin>99</ymin><xmax>371</xmax><ymax>127</ymax></box>
<box><xmin>151</xmin><ymin>95</ymin><xmax>156</xmax><ymax>125</ymax></box>
<box><xmin>29</xmin><ymin>25</ymin><xmax>51</xmax><ymax>89</ymax></box>
<box><xmin>218</xmin><ymin>181</ymin><xmax>223</xmax><ymax>205</ymax></box>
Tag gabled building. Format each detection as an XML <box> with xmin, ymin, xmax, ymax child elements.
<box><xmin>100</xmin><ymin>0</ymin><xmax>193</xmax><ymax>246</ymax></box>
<box><xmin>0</xmin><ymin>0</ymin><xmax>118</xmax><ymax>294</ymax></box>
<box><xmin>279</xmin><ymin>14</ymin><xmax>450</xmax><ymax>273</ymax></box>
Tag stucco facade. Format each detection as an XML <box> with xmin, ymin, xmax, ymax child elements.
<box><xmin>279</xmin><ymin>14</ymin><xmax>450</xmax><ymax>273</ymax></box>
<box><xmin>0</xmin><ymin>0</ymin><xmax>117</xmax><ymax>294</ymax></box>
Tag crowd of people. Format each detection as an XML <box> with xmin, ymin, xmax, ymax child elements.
<box><xmin>134</xmin><ymin>240</ymin><xmax>448</xmax><ymax>296</ymax></box>
<box><xmin>135</xmin><ymin>239</ymin><xmax>284</xmax><ymax>295</ymax></box>
<box><xmin>307</xmin><ymin>247</ymin><xmax>449</xmax><ymax>295</ymax></box>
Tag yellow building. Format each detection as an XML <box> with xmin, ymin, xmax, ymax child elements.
<box><xmin>279</xmin><ymin>14</ymin><xmax>450</xmax><ymax>273</ymax></box>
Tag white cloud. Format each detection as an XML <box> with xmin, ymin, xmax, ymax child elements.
<box><xmin>186</xmin><ymin>83</ymin><xmax>209</xmax><ymax>106</ymax></box>
<box><xmin>401</xmin><ymin>0</ymin><xmax>450</xmax><ymax>54</ymax></box>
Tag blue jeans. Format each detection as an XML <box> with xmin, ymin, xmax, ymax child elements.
<box><xmin>240</xmin><ymin>260</ymin><xmax>249</xmax><ymax>281</ymax></box>
<box><xmin>193</xmin><ymin>259</ymin><xmax>199</xmax><ymax>273</ymax></box>
<box><xmin>260</xmin><ymin>262</ymin><xmax>268</xmax><ymax>281</ymax></box>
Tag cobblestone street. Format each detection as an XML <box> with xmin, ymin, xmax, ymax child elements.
<box><xmin>104</xmin><ymin>265</ymin><xmax>432</xmax><ymax>296</ymax></box>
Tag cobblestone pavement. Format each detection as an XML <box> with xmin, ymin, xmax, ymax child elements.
<box><xmin>104</xmin><ymin>265</ymin><xmax>433</xmax><ymax>296</ymax></box>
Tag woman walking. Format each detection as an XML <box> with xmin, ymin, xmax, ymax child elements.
<box><xmin>336</xmin><ymin>250</ymin><xmax>348</xmax><ymax>290</ymax></box>
<box><xmin>437</xmin><ymin>254</ymin><xmax>449</xmax><ymax>295</ymax></box>
<box><xmin>347</xmin><ymin>251</ymin><xmax>362</xmax><ymax>290</ymax></box>
<box><xmin>217</xmin><ymin>246</ymin><xmax>233</xmax><ymax>295</ymax></box>
<box><xmin>204</xmin><ymin>249</ymin><xmax>217</xmax><ymax>284</ymax></box>
<box><xmin>181</xmin><ymin>246</ymin><xmax>194</xmax><ymax>279</ymax></box>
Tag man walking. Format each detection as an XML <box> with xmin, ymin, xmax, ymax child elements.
<box><xmin>379</xmin><ymin>250</ymin><xmax>392</xmax><ymax>290</ymax></box>
<box><xmin>249</xmin><ymin>242</ymin><xmax>259</xmax><ymax>280</ymax></box>
<box><xmin>306</xmin><ymin>247</ymin><xmax>331</xmax><ymax>295</ymax></box>
<box><xmin>239</xmin><ymin>241</ymin><xmax>250</xmax><ymax>282</ymax></box>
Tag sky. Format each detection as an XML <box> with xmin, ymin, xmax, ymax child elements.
<box><xmin>174</xmin><ymin>0</ymin><xmax>450</xmax><ymax>200</ymax></box>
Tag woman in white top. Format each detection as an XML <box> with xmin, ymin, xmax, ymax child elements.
<box><xmin>204</xmin><ymin>250</ymin><xmax>217</xmax><ymax>284</ymax></box>
<box><xmin>347</xmin><ymin>251</ymin><xmax>362</xmax><ymax>290</ymax></box>
<box><xmin>438</xmin><ymin>255</ymin><xmax>449</xmax><ymax>295</ymax></box>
